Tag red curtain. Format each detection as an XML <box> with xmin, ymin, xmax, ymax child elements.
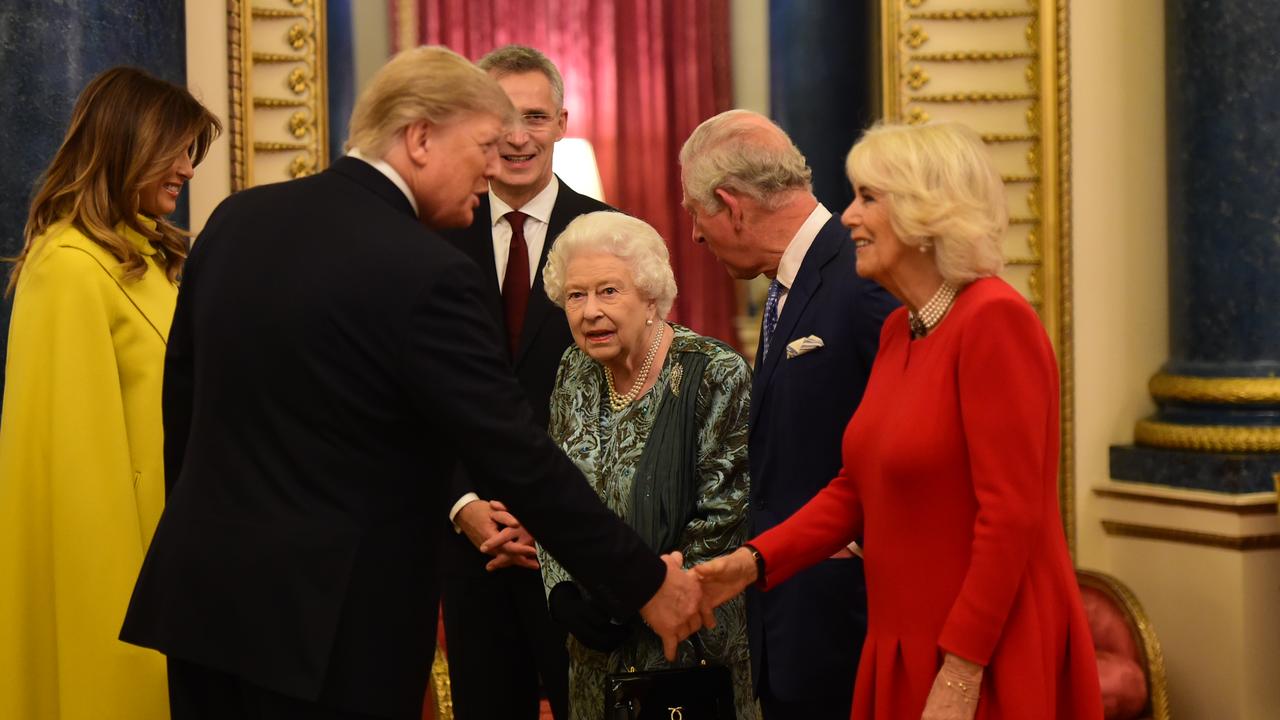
<box><xmin>393</xmin><ymin>0</ymin><xmax>739</xmax><ymax>347</ymax></box>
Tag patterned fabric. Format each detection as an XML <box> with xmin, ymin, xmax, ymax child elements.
<box><xmin>539</xmin><ymin>324</ymin><xmax>760</xmax><ymax>720</ymax></box>
<box><xmin>761</xmin><ymin>278</ymin><xmax>783</xmax><ymax>361</ymax></box>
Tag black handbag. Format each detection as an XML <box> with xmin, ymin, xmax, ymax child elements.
<box><xmin>603</xmin><ymin>636</ymin><xmax>737</xmax><ymax>720</ymax></box>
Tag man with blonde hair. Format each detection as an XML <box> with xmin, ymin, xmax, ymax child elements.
<box><xmin>438</xmin><ymin>43</ymin><xmax>612</xmax><ymax>720</ymax></box>
<box><xmin>122</xmin><ymin>46</ymin><xmax>706</xmax><ymax>720</ymax></box>
<box><xmin>680</xmin><ymin>109</ymin><xmax>897</xmax><ymax>720</ymax></box>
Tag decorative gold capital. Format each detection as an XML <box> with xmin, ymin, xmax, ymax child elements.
<box><xmin>1135</xmin><ymin>419</ymin><xmax>1280</xmax><ymax>453</ymax></box>
<box><xmin>1149</xmin><ymin>373</ymin><xmax>1280</xmax><ymax>404</ymax></box>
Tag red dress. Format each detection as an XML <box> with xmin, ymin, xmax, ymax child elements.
<box><xmin>751</xmin><ymin>277</ymin><xmax>1102</xmax><ymax>720</ymax></box>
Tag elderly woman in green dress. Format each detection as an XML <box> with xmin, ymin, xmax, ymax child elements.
<box><xmin>536</xmin><ymin>210</ymin><xmax>757</xmax><ymax>719</ymax></box>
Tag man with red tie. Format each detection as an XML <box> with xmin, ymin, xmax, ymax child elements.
<box><xmin>438</xmin><ymin>45</ymin><xmax>613</xmax><ymax>720</ymax></box>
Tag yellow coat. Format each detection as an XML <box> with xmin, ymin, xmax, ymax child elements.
<box><xmin>0</xmin><ymin>219</ymin><xmax>175</xmax><ymax>720</ymax></box>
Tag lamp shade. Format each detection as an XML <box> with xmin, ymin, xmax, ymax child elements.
<box><xmin>552</xmin><ymin>138</ymin><xmax>605</xmax><ymax>202</ymax></box>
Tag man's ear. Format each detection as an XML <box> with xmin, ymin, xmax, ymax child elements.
<box><xmin>714</xmin><ymin>187</ymin><xmax>745</xmax><ymax>229</ymax></box>
<box><xmin>403</xmin><ymin>120</ymin><xmax>432</xmax><ymax>166</ymax></box>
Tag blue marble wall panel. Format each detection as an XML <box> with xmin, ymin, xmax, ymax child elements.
<box><xmin>769</xmin><ymin>0</ymin><xmax>876</xmax><ymax>216</ymax></box>
<box><xmin>327</xmin><ymin>0</ymin><xmax>355</xmax><ymax>163</ymax></box>
<box><xmin>1165</xmin><ymin>0</ymin><xmax>1280</xmax><ymax>379</ymax></box>
<box><xmin>0</xmin><ymin>1</ymin><xmax>187</xmax><ymax>411</ymax></box>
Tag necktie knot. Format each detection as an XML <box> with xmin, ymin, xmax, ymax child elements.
<box><xmin>505</xmin><ymin>210</ymin><xmax>527</xmax><ymax>233</ymax></box>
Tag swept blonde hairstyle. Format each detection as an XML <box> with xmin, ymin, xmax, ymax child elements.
<box><xmin>346</xmin><ymin>45</ymin><xmax>516</xmax><ymax>158</ymax></box>
<box><xmin>543</xmin><ymin>211</ymin><xmax>678</xmax><ymax>317</ymax></box>
<box><xmin>679</xmin><ymin>109</ymin><xmax>812</xmax><ymax>214</ymax></box>
<box><xmin>7</xmin><ymin>66</ymin><xmax>221</xmax><ymax>296</ymax></box>
<box><xmin>846</xmin><ymin>122</ymin><xmax>1007</xmax><ymax>284</ymax></box>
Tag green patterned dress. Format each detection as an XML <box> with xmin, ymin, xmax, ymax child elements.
<box><xmin>539</xmin><ymin>324</ymin><xmax>760</xmax><ymax>720</ymax></box>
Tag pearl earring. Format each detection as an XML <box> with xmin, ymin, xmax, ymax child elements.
<box><xmin>646</xmin><ymin>318</ymin><xmax>653</xmax><ymax>326</ymax></box>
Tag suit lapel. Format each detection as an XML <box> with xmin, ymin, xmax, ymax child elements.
<box><xmin>748</xmin><ymin>217</ymin><xmax>845</xmax><ymax>436</ymax></box>
<box><xmin>513</xmin><ymin>179</ymin><xmax>582</xmax><ymax>366</ymax></box>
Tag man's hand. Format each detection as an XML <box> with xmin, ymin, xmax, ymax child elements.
<box><xmin>456</xmin><ymin>498</ymin><xmax>538</xmax><ymax>571</ymax></box>
<box><xmin>692</xmin><ymin>546</ymin><xmax>758</xmax><ymax>610</ymax></box>
<box><xmin>478</xmin><ymin>500</ymin><xmax>539</xmax><ymax>571</ymax></box>
<box><xmin>638</xmin><ymin>551</ymin><xmax>715</xmax><ymax>661</ymax></box>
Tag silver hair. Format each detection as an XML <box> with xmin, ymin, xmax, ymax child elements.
<box><xmin>543</xmin><ymin>211</ymin><xmax>678</xmax><ymax>317</ymax></box>
<box><xmin>679</xmin><ymin>109</ymin><xmax>812</xmax><ymax>213</ymax></box>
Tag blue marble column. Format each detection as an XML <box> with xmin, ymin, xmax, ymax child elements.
<box><xmin>769</xmin><ymin>0</ymin><xmax>876</xmax><ymax>215</ymax></box>
<box><xmin>1110</xmin><ymin>0</ymin><xmax>1280</xmax><ymax>492</ymax></box>
<box><xmin>0</xmin><ymin>1</ymin><xmax>187</xmax><ymax>411</ymax></box>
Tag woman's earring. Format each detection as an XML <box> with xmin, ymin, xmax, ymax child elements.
<box><xmin>646</xmin><ymin>318</ymin><xmax>654</xmax><ymax>326</ymax></box>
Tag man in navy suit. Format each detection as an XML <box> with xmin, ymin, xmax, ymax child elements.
<box><xmin>679</xmin><ymin>110</ymin><xmax>897</xmax><ymax>719</ymax></box>
<box><xmin>437</xmin><ymin>45</ymin><xmax>612</xmax><ymax>720</ymax></box>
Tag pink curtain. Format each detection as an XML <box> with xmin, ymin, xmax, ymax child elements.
<box><xmin>393</xmin><ymin>0</ymin><xmax>739</xmax><ymax>347</ymax></box>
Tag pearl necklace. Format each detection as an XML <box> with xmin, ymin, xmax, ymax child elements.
<box><xmin>605</xmin><ymin>322</ymin><xmax>665</xmax><ymax>412</ymax></box>
<box><xmin>908</xmin><ymin>282</ymin><xmax>959</xmax><ymax>339</ymax></box>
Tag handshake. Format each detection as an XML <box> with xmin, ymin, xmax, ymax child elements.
<box><xmin>636</xmin><ymin>547</ymin><xmax>760</xmax><ymax>660</ymax></box>
<box><xmin>461</xmin><ymin>498</ymin><xmax>760</xmax><ymax>661</ymax></box>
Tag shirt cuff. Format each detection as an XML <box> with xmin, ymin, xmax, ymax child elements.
<box><xmin>448</xmin><ymin>492</ymin><xmax>481</xmax><ymax>532</ymax></box>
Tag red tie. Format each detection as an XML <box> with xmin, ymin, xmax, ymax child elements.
<box><xmin>502</xmin><ymin>211</ymin><xmax>530</xmax><ymax>357</ymax></box>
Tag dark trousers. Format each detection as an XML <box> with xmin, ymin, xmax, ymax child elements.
<box><xmin>167</xmin><ymin>657</ymin><xmax>411</xmax><ymax>720</ymax></box>
<box><xmin>442</xmin><ymin>566</ymin><xmax>569</xmax><ymax>720</ymax></box>
<box><xmin>757</xmin><ymin>645</ymin><xmax>854</xmax><ymax>720</ymax></box>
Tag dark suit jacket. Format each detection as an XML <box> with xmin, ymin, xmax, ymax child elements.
<box><xmin>439</xmin><ymin>181</ymin><xmax>612</xmax><ymax>573</ymax></box>
<box><xmin>746</xmin><ymin>214</ymin><xmax>898</xmax><ymax>701</ymax></box>
<box><xmin>119</xmin><ymin>158</ymin><xmax>664</xmax><ymax>717</ymax></box>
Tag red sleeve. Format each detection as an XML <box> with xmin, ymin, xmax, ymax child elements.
<box><xmin>748</xmin><ymin>461</ymin><xmax>863</xmax><ymax>589</ymax></box>
<box><xmin>937</xmin><ymin>295</ymin><xmax>1058</xmax><ymax>665</ymax></box>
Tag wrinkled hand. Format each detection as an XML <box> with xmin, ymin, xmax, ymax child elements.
<box><xmin>692</xmin><ymin>547</ymin><xmax>757</xmax><ymax>610</ymax></box>
<box><xmin>920</xmin><ymin>653</ymin><xmax>983</xmax><ymax>720</ymax></box>
<box><xmin>455</xmin><ymin>499</ymin><xmax>538</xmax><ymax>571</ymax></box>
<box><xmin>638</xmin><ymin>551</ymin><xmax>715</xmax><ymax>661</ymax></box>
<box><xmin>479</xmin><ymin>500</ymin><xmax>539</xmax><ymax>571</ymax></box>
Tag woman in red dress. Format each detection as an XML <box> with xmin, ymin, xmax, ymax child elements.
<box><xmin>696</xmin><ymin>122</ymin><xmax>1103</xmax><ymax>720</ymax></box>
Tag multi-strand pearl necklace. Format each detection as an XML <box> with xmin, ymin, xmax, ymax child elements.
<box><xmin>908</xmin><ymin>282</ymin><xmax>959</xmax><ymax>339</ymax></box>
<box><xmin>605</xmin><ymin>322</ymin><xmax>665</xmax><ymax>412</ymax></box>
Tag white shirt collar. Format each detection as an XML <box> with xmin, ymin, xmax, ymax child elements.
<box><xmin>489</xmin><ymin>176</ymin><xmax>559</xmax><ymax>226</ymax></box>
<box><xmin>775</xmin><ymin>203</ymin><xmax>833</xmax><ymax>289</ymax></box>
<box><xmin>347</xmin><ymin>149</ymin><xmax>419</xmax><ymax>216</ymax></box>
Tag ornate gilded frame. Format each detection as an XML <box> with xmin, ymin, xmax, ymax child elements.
<box><xmin>880</xmin><ymin>0</ymin><xmax>1075</xmax><ymax>552</ymax></box>
<box><xmin>228</xmin><ymin>0</ymin><xmax>330</xmax><ymax>191</ymax></box>
<box><xmin>1076</xmin><ymin>569</ymin><xmax>1171</xmax><ymax>719</ymax></box>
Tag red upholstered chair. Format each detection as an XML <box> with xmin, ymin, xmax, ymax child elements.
<box><xmin>1077</xmin><ymin>569</ymin><xmax>1171</xmax><ymax>720</ymax></box>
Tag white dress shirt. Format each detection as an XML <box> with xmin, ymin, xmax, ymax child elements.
<box><xmin>771</xmin><ymin>203</ymin><xmax>833</xmax><ymax>313</ymax></box>
<box><xmin>346</xmin><ymin>149</ymin><xmax>418</xmax><ymax>216</ymax></box>
<box><xmin>489</xmin><ymin>176</ymin><xmax>560</xmax><ymax>291</ymax></box>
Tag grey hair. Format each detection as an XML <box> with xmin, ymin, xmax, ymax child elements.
<box><xmin>543</xmin><ymin>211</ymin><xmax>678</xmax><ymax>317</ymax></box>
<box><xmin>477</xmin><ymin>44</ymin><xmax>565</xmax><ymax>109</ymax></box>
<box><xmin>679</xmin><ymin>109</ymin><xmax>812</xmax><ymax>214</ymax></box>
<box><xmin>846</xmin><ymin>122</ymin><xmax>1007</xmax><ymax>285</ymax></box>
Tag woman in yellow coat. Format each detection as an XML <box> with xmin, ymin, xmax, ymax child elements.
<box><xmin>0</xmin><ymin>67</ymin><xmax>220</xmax><ymax>720</ymax></box>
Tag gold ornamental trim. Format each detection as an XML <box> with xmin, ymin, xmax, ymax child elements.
<box><xmin>430</xmin><ymin>643</ymin><xmax>453</xmax><ymax>718</ymax></box>
<box><xmin>1076</xmin><ymin>570</ymin><xmax>1172</xmax><ymax>720</ymax></box>
<box><xmin>1134</xmin><ymin>419</ymin><xmax>1280</xmax><ymax>452</ymax></box>
<box><xmin>1102</xmin><ymin>520</ymin><xmax>1280</xmax><ymax>551</ymax></box>
<box><xmin>1149</xmin><ymin>372</ymin><xmax>1280</xmax><ymax>404</ymax></box>
<box><xmin>909</xmin><ymin>9</ymin><xmax>1037</xmax><ymax>21</ymax></box>
<box><xmin>912</xmin><ymin>50</ymin><xmax>1037</xmax><ymax>62</ymax></box>
<box><xmin>910</xmin><ymin>91</ymin><xmax>1037</xmax><ymax>103</ymax></box>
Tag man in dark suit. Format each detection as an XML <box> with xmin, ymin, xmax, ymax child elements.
<box><xmin>679</xmin><ymin>110</ymin><xmax>898</xmax><ymax>719</ymax></box>
<box><xmin>436</xmin><ymin>45</ymin><xmax>611</xmax><ymax>720</ymax></box>
<box><xmin>120</xmin><ymin>46</ymin><xmax>706</xmax><ymax>720</ymax></box>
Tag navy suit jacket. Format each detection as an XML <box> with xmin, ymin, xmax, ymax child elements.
<box><xmin>438</xmin><ymin>179</ymin><xmax>613</xmax><ymax>575</ymax></box>
<box><xmin>747</xmin><ymin>213</ymin><xmax>899</xmax><ymax>701</ymax></box>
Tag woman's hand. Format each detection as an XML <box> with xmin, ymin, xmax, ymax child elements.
<box><xmin>920</xmin><ymin>653</ymin><xmax>983</xmax><ymax>720</ymax></box>
<box><xmin>692</xmin><ymin>546</ymin><xmax>758</xmax><ymax>610</ymax></box>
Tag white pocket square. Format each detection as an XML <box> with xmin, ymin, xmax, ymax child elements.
<box><xmin>785</xmin><ymin>335</ymin><xmax>824</xmax><ymax>359</ymax></box>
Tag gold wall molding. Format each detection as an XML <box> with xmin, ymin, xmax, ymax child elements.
<box><xmin>1148</xmin><ymin>372</ymin><xmax>1280</xmax><ymax>405</ymax></box>
<box><xmin>1134</xmin><ymin>419</ymin><xmax>1280</xmax><ymax>453</ymax></box>
<box><xmin>1101</xmin><ymin>520</ymin><xmax>1280</xmax><ymax>551</ymax></box>
<box><xmin>228</xmin><ymin>0</ymin><xmax>329</xmax><ymax>191</ymax></box>
<box><xmin>881</xmin><ymin>0</ymin><xmax>1075</xmax><ymax>552</ymax></box>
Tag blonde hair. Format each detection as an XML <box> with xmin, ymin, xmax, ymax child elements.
<box><xmin>346</xmin><ymin>45</ymin><xmax>516</xmax><ymax>158</ymax></box>
<box><xmin>7</xmin><ymin>66</ymin><xmax>221</xmax><ymax>296</ymax></box>
<box><xmin>679</xmin><ymin>109</ymin><xmax>812</xmax><ymax>214</ymax></box>
<box><xmin>846</xmin><ymin>122</ymin><xmax>1007</xmax><ymax>284</ymax></box>
<box><xmin>543</xmin><ymin>211</ymin><xmax>678</xmax><ymax>317</ymax></box>
<box><xmin>477</xmin><ymin>45</ymin><xmax>564</xmax><ymax>109</ymax></box>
